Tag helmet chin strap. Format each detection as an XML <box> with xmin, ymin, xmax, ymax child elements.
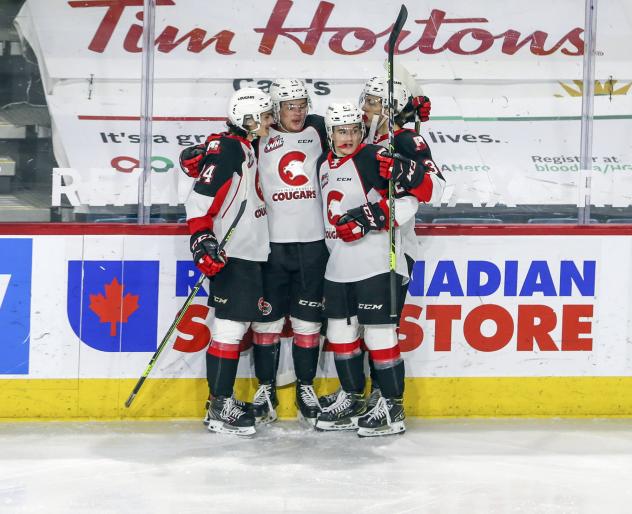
<box><xmin>366</xmin><ymin>114</ymin><xmax>381</xmax><ymax>144</ymax></box>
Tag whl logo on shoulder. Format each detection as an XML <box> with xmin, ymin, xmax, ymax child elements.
<box><xmin>67</xmin><ymin>261</ymin><xmax>159</xmax><ymax>352</ymax></box>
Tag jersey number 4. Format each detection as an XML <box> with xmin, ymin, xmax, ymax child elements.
<box><xmin>199</xmin><ymin>164</ymin><xmax>216</xmax><ymax>184</ymax></box>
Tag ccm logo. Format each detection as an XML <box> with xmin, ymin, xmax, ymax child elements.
<box><xmin>359</xmin><ymin>303</ymin><xmax>383</xmax><ymax>310</ymax></box>
<box><xmin>299</xmin><ymin>299</ymin><xmax>323</xmax><ymax>308</ymax></box>
<box><xmin>298</xmin><ymin>139</ymin><xmax>313</xmax><ymax>143</ymax></box>
<box><xmin>214</xmin><ymin>296</ymin><xmax>228</xmax><ymax>304</ymax></box>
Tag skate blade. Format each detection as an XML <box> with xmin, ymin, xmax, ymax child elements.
<box><xmin>314</xmin><ymin>419</ymin><xmax>357</xmax><ymax>432</ymax></box>
<box><xmin>207</xmin><ymin>420</ymin><xmax>256</xmax><ymax>437</ymax></box>
<box><xmin>357</xmin><ymin>421</ymin><xmax>405</xmax><ymax>438</ymax></box>
<box><xmin>255</xmin><ymin>410</ymin><xmax>278</xmax><ymax>425</ymax></box>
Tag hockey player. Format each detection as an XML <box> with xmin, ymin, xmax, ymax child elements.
<box><xmin>358</xmin><ymin>76</ymin><xmax>446</xmax><ymax>413</ymax></box>
<box><xmin>180</xmin><ymin>87</ymin><xmax>274</xmax><ymax>436</ymax></box>
<box><xmin>314</xmin><ymin>102</ymin><xmax>419</xmax><ymax>437</ymax></box>
<box><xmin>359</xmin><ymin>76</ymin><xmax>443</xmax><ymax>204</ymax></box>
<box><xmin>249</xmin><ymin>78</ymin><xmax>329</xmax><ymax>425</ymax></box>
<box><xmin>317</xmin><ymin>79</ymin><xmax>442</xmax><ymax>413</ymax></box>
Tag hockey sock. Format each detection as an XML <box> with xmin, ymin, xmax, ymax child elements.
<box><xmin>334</xmin><ymin>353</ymin><xmax>365</xmax><ymax>394</ymax></box>
<box><xmin>372</xmin><ymin>360</ymin><xmax>405</xmax><ymax>399</ymax></box>
<box><xmin>368</xmin><ymin>355</ymin><xmax>378</xmax><ymax>389</ymax></box>
<box><xmin>206</xmin><ymin>341</ymin><xmax>240</xmax><ymax>398</ymax></box>
<box><xmin>292</xmin><ymin>333</ymin><xmax>320</xmax><ymax>383</ymax></box>
<box><xmin>253</xmin><ymin>333</ymin><xmax>280</xmax><ymax>384</ymax></box>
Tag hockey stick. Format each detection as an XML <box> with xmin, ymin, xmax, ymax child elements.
<box><xmin>124</xmin><ymin>198</ymin><xmax>248</xmax><ymax>408</ymax></box>
<box><xmin>387</xmin><ymin>4</ymin><xmax>408</xmax><ymax>319</ymax></box>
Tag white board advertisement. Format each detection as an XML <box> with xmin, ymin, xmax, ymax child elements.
<box><xmin>2</xmin><ymin>231</ymin><xmax>631</xmax><ymax>381</ymax></box>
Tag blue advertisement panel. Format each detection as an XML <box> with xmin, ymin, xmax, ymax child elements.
<box><xmin>67</xmin><ymin>260</ymin><xmax>159</xmax><ymax>352</ymax></box>
<box><xmin>0</xmin><ymin>238</ymin><xmax>33</xmax><ymax>374</ymax></box>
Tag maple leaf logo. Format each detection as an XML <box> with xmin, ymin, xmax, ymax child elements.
<box><xmin>89</xmin><ymin>277</ymin><xmax>140</xmax><ymax>336</ymax></box>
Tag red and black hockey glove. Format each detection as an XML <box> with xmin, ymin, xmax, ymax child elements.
<box><xmin>190</xmin><ymin>230</ymin><xmax>227</xmax><ymax>276</ymax></box>
<box><xmin>376</xmin><ymin>149</ymin><xmax>395</xmax><ymax>180</ymax></box>
<box><xmin>179</xmin><ymin>145</ymin><xmax>206</xmax><ymax>178</ymax></box>
<box><xmin>335</xmin><ymin>201</ymin><xmax>389</xmax><ymax>242</ymax></box>
<box><xmin>394</xmin><ymin>157</ymin><xmax>424</xmax><ymax>189</ymax></box>
<box><xmin>395</xmin><ymin>95</ymin><xmax>432</xmax><ymax>125</ymax></box>
<box><xmin>412</xmin><ymin>95</ymin><xmax>431</xmax><ymax>122</ymax></box>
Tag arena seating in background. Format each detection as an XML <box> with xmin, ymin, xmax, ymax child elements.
<box><xmin>431</xmin><ymin>217</ymin><xmax>503</xmax><ymax>224</ymax></box>
<box><xmin>527</xmin><ymin>218</ymin><xmax>598</xmax><ymax>224</ymax></box>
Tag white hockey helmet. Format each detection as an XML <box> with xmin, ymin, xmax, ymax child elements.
<box><xmin>227</xmin><ymin>87</ymin><xmax>273</xmax><ymax>132</ymax></box>
<box><xmin>269</xmin><ymin>78</ymin><xmax>312</xmax><ymax>122</ymax></box>
<box><xmin>359</xmin><ymin>76</ymin><xmax>410</xmax><ymax>115</ymax></box>
<box><xmin>324</xmin><ymin>102</ymin><xmax>365</xmax><ymax>154</ymax></box>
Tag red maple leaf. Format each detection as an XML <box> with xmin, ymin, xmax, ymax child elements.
<box><xmin>88</xmin><ymin>277</ymin><xmax>139</xmax><ymax>337</ymax></box>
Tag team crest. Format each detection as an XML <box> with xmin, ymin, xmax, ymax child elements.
<box><xmin>258</xmin><ymin>297</ymin><xmax>272</xmax><ymax>316</ymax></box>
<box><xmin>320</xmin><ymin>172</ymin><xmax>329</xmax><ymax>188</ymax></box>
<box><xmin>278</xmin><ymin>151</ymin><xmax>309</xmax><ymax>186</ymax></box>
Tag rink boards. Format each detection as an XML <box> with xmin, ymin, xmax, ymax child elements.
<box><xmin>1</xmin><ymin>224</ymin><xmax>632</xmax><ymax>420</ymax></box>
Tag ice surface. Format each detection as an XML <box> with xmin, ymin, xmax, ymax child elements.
<box><xmin>2</xmin><ymin>419</ymin><xmax>632</xmax><ymax>513</ymax></box>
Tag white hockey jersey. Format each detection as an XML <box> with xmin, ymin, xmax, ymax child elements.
<box><xmin>318</xmin><ymin>144</ymin><xmax>417</xmax><ymax>283</ymax></box>
<box><xmin>256</xmin><ymin>115</ymin><xmax>327</xmax><ymax>243</ymax></box>
<box><xmin>185</xmin><ymin>133</ymin><xmax>270</xmax><ymax>262</ymax></box>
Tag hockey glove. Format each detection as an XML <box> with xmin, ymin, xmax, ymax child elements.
<box><xmin>335</xmin><ymin>201</ymin><xmax>389</xmax><ymax>242</ymax></box>
<box><xmin>376</xmin><ymin>149</ymin><xmax>395</xmax><ymax>180</ymax></box>
<box><xmin>395</xmin><ymin>95</ymin><xmax>432</xmax><ymax>125</ymax></box>
<box><xmin>180</xmin><ymin>145</ymin><xmax>205</xmax><ymax>178</ymax></box>
<box><xmin>412</xmin><ymin>95</ymin><xmax>431</xmax><ymax>122</ymax></box>
<box><xmin>377</xmin><ymin>150</ymin><xmax>424</xmax><ymax>189</ymax></box>
<box><xmin>394</xmin><ymin>157</ymin><xmax>424</xmax><ymax>189</ymax></box>
<box><xmin>190</xmin><ymin>230</ymin><xmax>227</xmax><ymax>276</ymax></box>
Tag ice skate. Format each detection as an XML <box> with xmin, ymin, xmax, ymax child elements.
<box><xmin>315</xmin><ymin>390</ymin><xmax>367</xmax><ymax>431</ymax></box>
<box><xmin>251</xmin><ymin>383</ymin><xmax>278</xmax><ymax>424</ymax></box>
<box><xmin>205</xmin><ymin>396</ymin><xmax>256</xmax><ymax>436</ymax></box>
<box><xmin>204</xmin><ymin>396</ymin><xmax>252</xmax><ymax>426</ymax></box>
<box><xmin>318</xmin><ymin>387</ymin><xmax>342</xmax><ymax>409</ymax></box>
<box><xmin>295</xmin><ymin>382</ymin><xmax>322</xmax><ymax>426</ymax></box>
<box><xmin>357</xmin><ymin>396</ymin><xmax>405</xmax><ymax>438</ymax></box>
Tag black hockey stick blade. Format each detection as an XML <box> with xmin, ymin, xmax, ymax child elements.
<box><xmin>387</xmin><ymin>5</ymin><xmax>408</xmax><ymax>60</ymax></box>
<box><xmin>124</xmin><ymin>198</ymin><xmax>248</xmax><ymax>408</ymax></box>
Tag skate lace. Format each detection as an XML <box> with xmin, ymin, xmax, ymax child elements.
<box><xmin>323</xmin><ymin>390</ymin><xmax>352</xmax><ymax>414</ymax></box>
<box><xmin>220</xmin><ymin>397</ymin><xmax>244</xmax><ymax>421</ymax></box>
<box><xmin>365</xmin><ymin>397</ymin><xmax>391</xmax><ymax>425</ymax></box>
<box><xmin>253</xmin><ymin>384</ymin><xmax>274</xmax><ymax>411</ymax></box>
<box><xmin>299</xmin><ymin>384</ymin><xmax>321</xmax><ymax>411</ymax></box>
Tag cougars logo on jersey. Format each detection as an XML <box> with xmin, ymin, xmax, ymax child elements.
<box><xmin>279</xmin><ymin>151</ymin><xmax>309</xmax><ymax>187</ymax></box>
<box><xmin>326</xmin><ymin>190</ymin><xmax>344</xmax><ymax>225</ymax></box>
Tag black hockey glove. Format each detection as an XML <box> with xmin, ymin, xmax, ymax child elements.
<box><xmin>180</xmin><ymin>145</ymin><xmax>205</xmax><ymax>178</ymax></box>
<box><xmin>378</xmin><ymin>150</ymin><xmax>425</xmax><ymax>189</ymax></box>
<box><xmin>190</xmin><ymin>230</ymin><xmax>227</xmax><ymax>276</ymax></box>
<box><xmin>335</xmin><ymin>201</ymin><xmax>389</xmax><ymax>242</ymax></box>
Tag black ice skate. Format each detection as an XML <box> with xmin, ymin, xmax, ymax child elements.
<box><xmin>251</xmin><ymin>383</ymin><xmax>278</xmax><ymax>424</ymax></box>
<box><xmin>315</xmin><ymin>390</ymin><xmax>367</xmax><ymax>431</ymax></box>
<box><xmin>318</xmin><ymin>387</ymin><xmax>342</xmax><ymax>410</ymax></box>
<box><xmin>357</xmin><ymin>396</ymin><xmax>405</xmax><ymax>438</ymax></box>
<box><xmin>205</xmin><ymin>396</ymin><xmax>256</xmax><ymax>436</ymax></box>
<box><xmin>295</xmin><ymin>382</ymin><xmax>322</xmax><ymax>426</ymax></box>
<box><xmin>203</xmin><ymin>396</ymin><xmax>252</xmax><ymax>426</ymax></box>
